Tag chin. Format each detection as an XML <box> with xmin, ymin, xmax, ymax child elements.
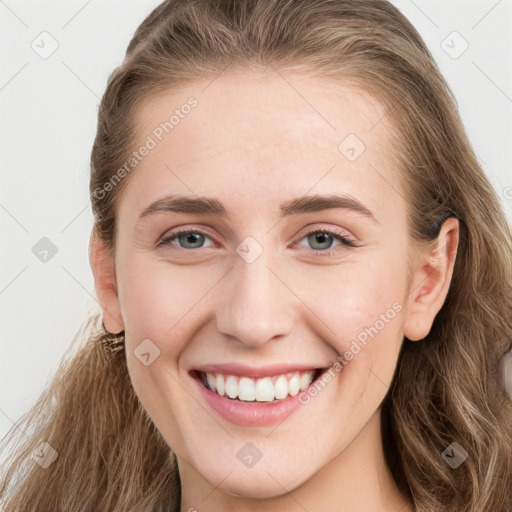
<box><xmin>211</xmin><ymin>475</ymin><xmax>297</xmax><ymax>500</ymax></box>
<box><xmin>194</xmin><ymin>455</ymin><xmax>312</xmax><ymax>500</ymax></box>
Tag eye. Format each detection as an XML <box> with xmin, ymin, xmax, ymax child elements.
<box><xmin>157</xmin><ymin>228</ymin><xmax>217</xmax><ymax>250</ymax></box>
<box><xmin>292</xmin><ymin>227</ymin><xmax>358</xmax><ymax>256</ymax></box>
<box><xmin>157</xmin><ymin>226</ymin><xmax>358</xmax><ymax>256</ymax></box>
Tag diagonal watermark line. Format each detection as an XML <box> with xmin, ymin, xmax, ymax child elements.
<box><xmin>368</xmin><ymin>162</ymin><xmax>406</xmax><ymax>203</ymax></box>
<box><xmin>60</xmin><ymin>265</ymin><xmax>96</xmax><ymax>301</ymax></box>
<box><xmin>471</xmin><ymin>61</ymin><xmax>512</xmax><ymax>104</ymax></box>
<box><xmin>0</xmin><ymin>266</ymin><xmax>28</xmax><ymax>295</ymax></box>
<box><xmin>164</xmin><ymin>164</ymin><xmax>201</xmax><ymax>196</ymax></box>
<box><xmin>0</xmin><ymin>62</ymin><xmax>29</xmax><ymax>92</ymax></box>
<box><xmin>269</xmin><ymin>64</ymin><xmax>337</xmax><ymax>132</ymax></box>
<box><xmin>407</xmin><ymin>0</ymin><xmax>439</xmax><ymax>29</ymax></box>
<box><xmin>0</xmin><ymin>0</ymin><xmax>29</xmax><ymax>28</ymax></box>
<box><xmin>264</xmin><ymin>471</ymin><xmax>310</xmax><ymax>511</ymax></box>
<box><xmin>60</xmin><ymin>265</ymin><xmax>124</xmax><ymax>331</ymax></box>
<box><xmin>368</xmin><ymin>101</ymin><xmax>397</xmax><ymax>132</ymax></box>
<box><xmin>160</xmin><ymin>367</ymin><xmax>234</xmax><ymax>438</ymax></box>
<box><xmin>301</xmin><ymin>163</ymin><xmax>337</xmax><ymax>196</ymax></box>
<box><xmin>0</xmin><ymin>407</ymin><xmax>30</xmax><ymax>440</ymax></box>
<box><xmin>264</xmin><ymin>408</ymin><xmax>296</xmax><ymax>438</ymax></box>
<box><xmin>471</xmin><ymin>0</ymin><xmax>502</xmax><ymax>30</ymax></box>
<box><xmin>61</xmin><ymin>61</ymin><xmax>100</xmax><ymax>100</ymax></box>
<box><xmin>201</xmin><ymin>60</ymin><xmax>234</xmax><ymax>93</ymax></box>
<box><xmin>163</xmin><ymin>268</ymin><xmax>234</xmax><ymax>337</ymax></box>
<box><xmin>0</xmin><ymin>203</ymin><xmax>29</xmax><ymax>233</ymax></box>
<box><xmin>265</xmin><ymin>266</ymin><xmax>337</xmax><ymax>336</ymax></box>
<box><xmin>407</xmin><ymin>265</ymin><xmax>437</xmax><ymax>302</ymax></box>
<box><xmin>266</xmin><ymin>163</ymin><xmax>337</xmax><ymax>235</ymax></box>
<box><xmin>61</xmin><ymin>0</ymin><xmax>93</xmax><ymax>29</ymax></box>
<box><xmin>368</xmin><ymin>366</ymin><xmax>390</xmax><ymax>390</ymax></box>
<box><xmin>478</xmin><ymin>157</ymin><xmax>504</xmax><ymax>190</ymax></box>
<box><xmin>200</xmin><ymin>470</ymin><xmax>233</xmax><ymax>502</ymax></box>
<box><xmin>61</xmin><ymin>205</ymin><xmax>89</xmax><ymax>233</ymax></box>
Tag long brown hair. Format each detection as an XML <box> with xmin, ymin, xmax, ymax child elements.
<box><xmin>1</xmin><ymin>1</ymin><xmax>511</xmax><ymax>510</ymax></box>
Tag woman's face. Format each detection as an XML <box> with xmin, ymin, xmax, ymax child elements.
<box><xmin>93</xmin><ymin>71</ymin><xmax>455</xmax><ymax>501</ymax></box>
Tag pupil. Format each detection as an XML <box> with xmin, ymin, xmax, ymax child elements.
<box><xmin>181</xmin><ymin>233</ymin><xmax>203</xmax><ymax>248</ymax></box>
<box><xmin>310</xmin><ymin>233</ymin><xmax>332</xmax><ymax>250</ymax></box>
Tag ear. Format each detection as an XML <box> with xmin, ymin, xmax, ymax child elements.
<box><xmin>403</xmin><ymin>217</ymin><xmax>459</xmax><ymax>342</ymax></box>
<box><xmin>89</xmin><ymin>231</ymin><xmax>125</xmax><ymax>334</ymax></box>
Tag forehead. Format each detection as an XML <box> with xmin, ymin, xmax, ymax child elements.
<box><xmin>122</xmin><ymin>70</ymin><xmax>404</xmax><ymax>225</ymax></box>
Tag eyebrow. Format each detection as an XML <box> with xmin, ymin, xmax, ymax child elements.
<box><xmin>138</xmin><ymin>193</ymin><xmax>379</xmax><ymax>224</ymax></box>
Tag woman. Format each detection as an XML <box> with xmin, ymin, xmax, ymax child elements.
<box><xmin>1</xmin><ymin>0</ymin><xmax>511</xmax><ymax>510</ymax></box>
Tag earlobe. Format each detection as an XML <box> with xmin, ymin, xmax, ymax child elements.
<box><xmin>403</xmin><ymin>217</ymin><xmax>459</xmax><ymax>342</ymax></box>
<box><xmin>89</xmin><ymin>231</ymin><xmax>125</xmax><ymax>334</ymax></box>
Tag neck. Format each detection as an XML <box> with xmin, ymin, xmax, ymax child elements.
<box><xmin>177</xmin><ymin>410</ymin><xmax>413</xmax><ymax>512</ymax></box>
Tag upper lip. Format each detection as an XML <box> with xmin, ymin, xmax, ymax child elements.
<box><xmin>192</xmin><ymin>362</ymin><xmax>329</xmax><ymax>378</ymax></box>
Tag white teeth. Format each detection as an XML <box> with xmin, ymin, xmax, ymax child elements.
<box><xmin>288</xmin><ymin>375</ymin><xmax>300</xmax><ymax>396</ymax></box>
<box><xmin>201</xmin><ymin>370</ymin><xmax>316</xmax><ymax>402</ymax></box>
<box><xmin>206</xmin><ymin>373</ymin><xmax>216</xmax><ymax>391</ymax></box>
<box><xmin>225</xmin><ymin>376</ymin><xmax>238</xmax><ymax>399</ymax></box>
<box><xmin>238</xmin><ymin>377</ymin><xmax>256</xmax><ymax>401</ymax></box>
<box><xmin>274</xmin><ymin>375</ymin><xmax>288</xmax><ymax>399</ymax></box>
<box><xmin>299</xmin><ymin>373</ymin><xmax>311</xmax><ymax>391</ymax></box>
<box><xmin>255</xmin><ymin>377</ymin><xmax>275</xmax><ymax>402</ymax></box>
<box><xmin>215</xmin><ymin>374</ymin><xmax>225</xmax><ymax>396</ymax></box>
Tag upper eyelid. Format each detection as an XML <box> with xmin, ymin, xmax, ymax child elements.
<box><xmin>159</xmin><ymin>227</ymin><xmax>217</xmax><ymax>244</ymax></box>
<box><xmin>158</xmin><ymin>225</ymin><xmax>356</xmax><ymax>247</ymax></box>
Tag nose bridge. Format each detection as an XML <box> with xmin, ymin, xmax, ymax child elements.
<box><xmin>215</xmin><ymin>243</ymin><xmax>295</xmax><ymax>347</ymax></box>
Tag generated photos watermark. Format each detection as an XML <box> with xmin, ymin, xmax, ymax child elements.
<box><xmin>93</xmin><ymin>96</ymin><xmax>198</xmax><ymax>200</ymax></box>
<box><xmin>298</xmin><ymin>301</ymin><xmax>403</xmax><ymax>405</ymax></box>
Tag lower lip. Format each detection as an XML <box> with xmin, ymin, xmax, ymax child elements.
<box><xmin>194</xmin><ymin>373</ymin><xmax>318</xmax><ymax>427</ymax></box>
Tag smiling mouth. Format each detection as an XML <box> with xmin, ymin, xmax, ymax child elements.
<box><xmin>193</xmin><ymin>368</ymin><xmax>326</xmax><ymax>403</ymax></box>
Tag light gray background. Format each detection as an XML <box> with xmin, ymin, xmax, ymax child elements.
<box><xmin>1</xmin><ymin>0</ymin><xmax>511</xmax><ymax>444</ymax></box>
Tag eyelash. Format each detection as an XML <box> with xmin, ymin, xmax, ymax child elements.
<box><xmin>157</xmin><ymin>227</ymin><xmax>358</xmax><ymax>256</ymax></box>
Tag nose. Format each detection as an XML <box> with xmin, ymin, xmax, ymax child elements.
<box><xmin>215</xmin><ymin>249</ymin><xmax>295</xmax><ymax>348</ymax></box>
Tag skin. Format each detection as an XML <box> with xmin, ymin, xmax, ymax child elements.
<box><xmin>90</xmin><ymin>70</ymin><xmax>459</xmax><ymax>511</ymax></box>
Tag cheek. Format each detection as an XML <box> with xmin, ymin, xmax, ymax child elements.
<box><xmin>124</xmin><ymin>347</ymin><xmax>191</xmax><ymax>462</ymax></box>
<box><xmin>117</xmin><ymin>257</ymin><xmax>218</xmax><ymax>349</ymax></box>
<box><xmin>300</xmin><ymin>250</ymin><xmax>407</xmax><ymax>340</ymax></box>
<box><xmin>298</xmin><ymin>249</ymin><xmax>407</xmax><ymax>398</ymax></box>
